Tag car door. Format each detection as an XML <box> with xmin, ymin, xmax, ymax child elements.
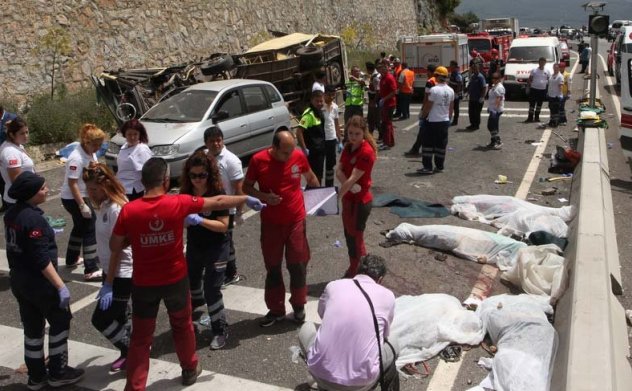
<box><xmin>241</xmin><ymin>85</ymin><xmax>275</xmax><ymax>155</ymax></box>
<box><xmin>210</xmin><ymin>89</ymin><xmax>251</xmax><ymax>156</ymax></box>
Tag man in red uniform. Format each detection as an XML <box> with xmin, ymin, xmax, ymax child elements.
<box><xmin>102</xmin><ymin>158</ymin><xmax>264</xmax><ymax>391</ymax></box>
<box><xmin>243</xmin><ymin>129</ymin><xmax>320</xmax><ymax>327</ymax></box>
<box><xmin>378</xmin><ymin>62</ymin><xmax>397</xmax><ymax>150</ymax></box>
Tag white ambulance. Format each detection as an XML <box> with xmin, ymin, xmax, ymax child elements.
<box><xmin>503</xmin><ymin>36</ymin><xmax>562</xmax><ymax>98</ymax></box>
<box><xmin>397</xmin><ymin>33</ymin><xmax>470</xmax><ymax>95</ymax></box>
<box><xmin>618</xmin><ymin>27</ymin><xmax>632</xmax><ymax>160</ymax></box>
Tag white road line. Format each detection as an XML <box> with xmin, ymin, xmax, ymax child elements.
<box><xmin>0</xmin><ymin>324</ymin><xmax>292</xmax><ymax>391</ymax></box>
<box><xmin>428</xmin><ymin>125</ymin><xmax>554</xmax><ymax>391</ymax></box>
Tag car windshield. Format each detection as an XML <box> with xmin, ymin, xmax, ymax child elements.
<box><xmin>507</xmin><ymin>46</ymin><xmax>555</xmax><ymax>63</ymax></box>
<box><xmin>142</xmin><ymin>90</ymin><xmax>218</xmax><ymax>122</ymax></box>
<box><xmin>468</xmin><ymin>39</ymin><xmax>492</xmax><ymax>52</ymax></box>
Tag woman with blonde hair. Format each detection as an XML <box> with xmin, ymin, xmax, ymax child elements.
<box><xmin>83</xmin><ymin>162</ymin><xmax>132</xmax><ymax>372</ymax></box>
<box><xmin>0</xmin><ymin>117</ymin><xmax>35</xmax><ymax>208</ymax></box>
<box><xmin>60</xmin><ymin>123</ymin><xmax>107</xmax><ymax>281</ymax></box>
<box><xmin>336</xmin><ymin>115</ymin><xmax>377</xmax><ymax>277</ymax></box>
<box><xmin>180</xmin><ymin>151</ymin><xmax>231</xmax><ymax>350</ymax></box>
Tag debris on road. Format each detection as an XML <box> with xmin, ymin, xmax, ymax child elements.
<box><xmin>541</xmin><ymin>187</ymin><xmax>557</xmax><ymax>196</ymax></box>
<box><xmin>494</xmin><ymin>175</ymin><xmax>510</xmax><ymax>184</ymax></box>
<box><xmin>373</xmin><ymin>193</ymin><xmax>450</xmax><ymax>218</ymax></box>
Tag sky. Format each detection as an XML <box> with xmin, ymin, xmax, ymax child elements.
<box><xmin>455</xmin><ymin>0</ymin><xmax>632</xmax><ymax>29</ymax></box>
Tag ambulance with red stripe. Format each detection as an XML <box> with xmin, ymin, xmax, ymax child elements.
<box><xmin>503</xmin><ymin>36</ymin><xmax>562</xmax><ymax>98</ymax></box>
<box><xmin>398</xmin><ymin>33</ymin><xmax>470</xmax><ymax>96</ymax></box>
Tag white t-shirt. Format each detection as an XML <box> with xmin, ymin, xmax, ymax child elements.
<box><xmin>547</xmin><ymin>73</ymin><xmax>564</xmax><ymax>98</ymax></box>
<box><xmin>95</xmin><ymin>200</ymin><xmax>132</xmax><ymax>278</ymax></box>
<box><xmin>487</xmin><ymin>83</ymin><xmax>506</xmax><ymax>113</ymax></box>
<box><xmin>312</xmin><ymin>81</ymin><xmax>325</xmax><ymax>93</ymax></box>
<box><xmin>427</xmin><ymin>83</ymin><xmax>454</xmax><ymax>122</ymax></box>
<box><xmin>61</xmin><ymin>145</ymin><xmax>97</xmax><ymax>199</ymax></box>
<box><xmin>322</xmin><ymin>102</ymin><xmax>340</xmax><ymax>141</ymax></box>
<box><xmin>116</xmin><ymin>142</ymin><xmax>153</xmax><ymax>194</ymax></box>
<box><xmin>215</xmin><ymin>146</ymin><xmax>244</xmax><ymax>215</ymax></box>
<box><xmin>0</xmin><ymin>141</ymin><xmax>35</xmax><ymax>203</ymax></box>
<box><xmin>530</xmin><ymin>67</ymin><xmax>551</xmax><ymax>90</ymax></box>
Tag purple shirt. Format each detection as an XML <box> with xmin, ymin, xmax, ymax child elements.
<box><xmin>307</xmin><ymin>275</ymin><xmax>395</xmax><ymax>386</ymax></box>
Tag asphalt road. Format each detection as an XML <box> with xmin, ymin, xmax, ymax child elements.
<box><xmin>0</xmin><ymin>44</ymin><xmax>629</xmax><ymax>391</ymax></box>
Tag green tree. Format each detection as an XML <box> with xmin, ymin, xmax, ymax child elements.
<box><xmin>34</xmin><ymin>27</ymin><xmax>72</xmax><ymax>100</ymax></box>
<box><xmin>436</xmin><ymin>0</ymin><xmax>461</xmax><ymax>18</ymax></box>
<box><xmin>450</xmin><ymin>12</ymin><xmax>480</xmax><ymax>33</ymax></box>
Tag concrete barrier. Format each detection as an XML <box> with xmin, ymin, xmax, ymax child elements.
<box><xmin>551</xmin><ymin>127</ymin><xmax>632</xmax><ymax>390</ymax></box>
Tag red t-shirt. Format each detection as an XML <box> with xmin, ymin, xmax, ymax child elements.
<box><xmin>379</xmin><ymin>73</ymin><xmax>398</xmax><ymax>108</ymax></box>
<box><xmin>112</xmin><ymin>194</ymin><xmax>204</xmax><ymax>286</ymax></box>
<box><xmin>246</xmin><ymin>148</ymin><xmax>309</xmax><ymax>224</ymax></box>
<box><xmin>340</xmin><ymin>140</ymin><xmax>376</xmax><ymax>203</ymax></box>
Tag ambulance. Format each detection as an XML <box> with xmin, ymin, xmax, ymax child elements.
<box><xmin>397</xmin><ymin>33</ymin><xmax>470</xmax><ymax>95</ymax></box>
<box><xmin>619</xmin><ymin>27</ymin><xmax>632</xmax><ymax>161</ymax></box>
<box><xmin>503</xmin><ymin>36</ymin><xmax>562</xmax><ymax>97</ymax></box>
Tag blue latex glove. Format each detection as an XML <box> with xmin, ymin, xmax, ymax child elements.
<box><xmin>246</xmin><ymin>196</ymin><xmax>266</xmax><ymax>211</ymax></box>
<box><xmin>185</xmin><ymin>213</ymin><xmax>203</xmax><ymax>226</ymax></box>
<box><xmin>337</xmin><ymin>142</ymin><xmax>344</xmax><ymax>153</ymax></box>
<box><xmin>58</xmin><ymin>285</ymin><xmax>70</xmax><ymax>309</ymax></box>
<box><xmin>97</xmin><ymin>283</ymin><xmax>113</xmax><ymax>311</ymax></box>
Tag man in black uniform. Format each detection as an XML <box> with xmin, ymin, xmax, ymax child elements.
<box><xmin>5</xmin><ymin>172</ymin><xmax>84</xmax><ymax>390</ymax></box>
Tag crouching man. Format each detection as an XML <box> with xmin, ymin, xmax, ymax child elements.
<box><xmin>298</xmin><ymin>254</ymin><xmax>400</xmax><ymax>390</ymax></box>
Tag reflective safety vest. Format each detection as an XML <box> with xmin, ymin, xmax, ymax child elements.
<box><xmin>299</xmin><ymin>106</ymin><xmax>325</xmax><ymax>151</ymax></box>
<box><xmin>400</xmin><ymin>69</ymin><xmax>415</xmax><ymax>94</ymax></box>
<box><xmin>345</xmin><ymin>80</ymin><xmax>364</xmax><ymax>107</ymax></box>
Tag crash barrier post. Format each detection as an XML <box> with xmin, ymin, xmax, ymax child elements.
<box><xmin>551</xmin><ymin>127</ymin><xmax>632</xmax><ymax>390</ymax></box>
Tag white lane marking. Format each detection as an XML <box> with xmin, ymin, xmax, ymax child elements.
<box><xmin>0</xmin><ymin>253</ymin><xmax>321</xmax><ymax>324</ymax></box>
<box><xmin>515</xmin><ymin>129</ymin><xmax>553</xmax><ymax>200</ymax></box>
<box><xmin>428</xmin><ymin>124</ymin><xmax>554</xmax><ymax>390</ymax></box>
<box><xmin>598</xmin><ymin>53</ymin><xmax>621</xmax><ymax>121</ymax></box>
<box><xmin>0</xmin><ymin>324</ymin><xmax>293</xmax><ymax>391</ymax></box>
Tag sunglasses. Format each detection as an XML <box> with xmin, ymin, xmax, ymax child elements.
<box><xmin>188</xmin><ymin>172</ymin><xmax>209</xmax><ymax>180</ymax></box>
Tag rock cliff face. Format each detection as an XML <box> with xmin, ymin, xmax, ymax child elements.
<box><xmin>0</xmin><ymin>0</ymin><xmax>441</xmax><ymax>99</ymax></box>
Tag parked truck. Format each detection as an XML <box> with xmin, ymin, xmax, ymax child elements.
<box><xmin>398</xmin><ymin>33</ymin><xmax>470</xmax><ymax>95</ymax></box>
<box><xmin>467</xmin><ymin>32</ymin><xmax>513</xmax><ymax>75</ymax></box>
<box><xmin>91</xmin><ymin>32</ymin><xmax>347</xmax><ymax>124</ymax></box>
<box><xmin>480</xmin><ymin>17</ymin><xmax>519</xmax><ymax>38</ymax></box>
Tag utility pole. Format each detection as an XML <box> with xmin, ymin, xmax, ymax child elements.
<box><xmin>582</xmin><ymin>2</ymin><xmax>609</xmax><ymax>107</ymax></box>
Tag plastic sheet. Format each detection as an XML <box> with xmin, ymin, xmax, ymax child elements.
<box><xmin>385</xmin><ymin>223</ymin><xmax>527</xmax><ymax>270</ymax></box>
<box><xmin>451</xmin><ymin>195</ymin><xmax>575</xmax><ymax>223</ymax></box>
<box><xmin>472</xmin><ymin>294</ymin><xmax>558</xmax><ymax>391</ymax></box>
<box><xmin>492</xmin><ymin>211</ymin><xmax>569</xmax><ymax>238</ymax></box>
<box><xmin>390</xmin><ymin>294</ymin><xmax>484</xmax><ymax>369</ymax></box>
<box><xmin>501</xmin><ymin>245</ymin><xmax>567</xmax><ymax>303</ymax></box>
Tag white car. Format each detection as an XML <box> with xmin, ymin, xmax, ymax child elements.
<box><xmin>105</xmin><ymin>79</ymin><xmax>291</xmax><ymax>180</ymax></box>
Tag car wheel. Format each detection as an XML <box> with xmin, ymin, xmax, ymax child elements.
<box><xmin>296</xmin><ymin>46</ymin><xmax>324</xmax><ymax>70</ymax></box>
<box><xmin>201</xmin><ymin>53</ymin><xmax>234</xmax><ymax>76</ymax></box>
<box><xmin>327</xmin><ymin>61</ymin><xmax>343</xmax><ymax>87</ymax></box>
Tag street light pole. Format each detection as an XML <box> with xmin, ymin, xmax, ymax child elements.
<box><xmin>590</xmin><ymin>33</ymin><xmax>598</xmax><ymax>107</ymax></box>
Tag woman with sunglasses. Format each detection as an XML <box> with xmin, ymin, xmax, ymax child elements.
<box><xmin>116</xmin><ymin>119</ymin><xmax>153</xmax><ymax>201</ymax></box>
<box><xmin>0</xmin><ymin>117</ymin><xmax>35</xmax><ymax>209</ymax></box>
<box><xmin>83</xmin><ymin>162</ymin><xmax>132</xmax><ymax>373</ymax></box>
<box><xmin>486</xmin><ymin>72</ymin><xmax>505</xmax><ymax>150</ymax></box>
<box><xmin>180</xmin><ymin>151</ymin><xmax>231</xmax><ymax>350</ymax></box>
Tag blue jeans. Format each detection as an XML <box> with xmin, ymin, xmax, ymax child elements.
<box><xmin>487</xmin><ymin>111</ymin><xmax>503</xmax><ymax>141</ymax></box>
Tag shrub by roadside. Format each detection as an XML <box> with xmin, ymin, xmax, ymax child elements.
<box><xmin>2</xmin><ymin>86</ymin><xmax>116</xmax><ymax>146</ymax></box>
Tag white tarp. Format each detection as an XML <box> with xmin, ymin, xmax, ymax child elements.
<box><xmin>471</xmin><ymin>294</ymin><xmax>558</xmax><ymax>391</ymax></box>
<box><xmin>451</xmin><ymin>195</ymin><xmax>575</xmax><ymax>235</ymax></box>
<box><xmin>390</xmin><ymin>294</ymin><xmax>484</xmax><ymax>369</ymax></box>
<box><xmin>501</xmin><ymin>245</ymin><xmax>567</xmax><ymax>302</ymax></box>
<box><xmin>385</xmin><ymin>223</ymin><xmax>527</xmax><ymax>270</ymax></box>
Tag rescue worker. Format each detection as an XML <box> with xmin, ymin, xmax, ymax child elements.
<box><xmin>344</xmin><ymin>66</ymin><xmax>366</xmax><ymax>126</ymax></box>
<box><xmin>486</xmin><ymin>72</ymin><xmax>506</xmax><ymax>149</ymax></box>
<box><xmin>417</xmin><ymin>66</ymin><xmax>454</xmax><ymax>175</ymax></box>
<box><xmin>405</xmin><ymin>64</ymin><xmax>437</xmax><ymax>157</ymax></box>
<box><xmin>447</xmin><ymin>61</ymin><xmax>464</xmax><ymax>126</ymax></box>
<box><xmin>392</xmin><ymin>58</ymin><xmax>403</xmax><ymax>118</ymax></box>
<box><xmin>366</xmin><ymin>62</ymin><xmax>381</xmax><ymax>137</ymax></box>
<box><xmin>524</xmin><ymin>57</ymin><xmax>550</xmax><ymax>123</ymax></box>
<box><xmin>559</xmin><ymin>62</ymin><xmax>572</xmax><ymax>125</ymax></box>
<box><xmin>297</xmin><ymin>90</ymin><xmax>327</xmax><ymax>185</ymax></box>
<box><xmin>466</xmin><ymin>63</ymin><xmax>487</xmax><ymax>131</ymax></box>
<box><xmin>546</xmin><ymin>63</ymin><xmax>565</xmax><ymax>128</ymax></box>
<box><xmin>5</xmin><ymin>172</ymin><xmax>84</xmax><ymax>390</ymax></box>
<box><xmin>397</xmin><ymin>63</ymin><xmax>415</xmax><ymax>120</ymax></box>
